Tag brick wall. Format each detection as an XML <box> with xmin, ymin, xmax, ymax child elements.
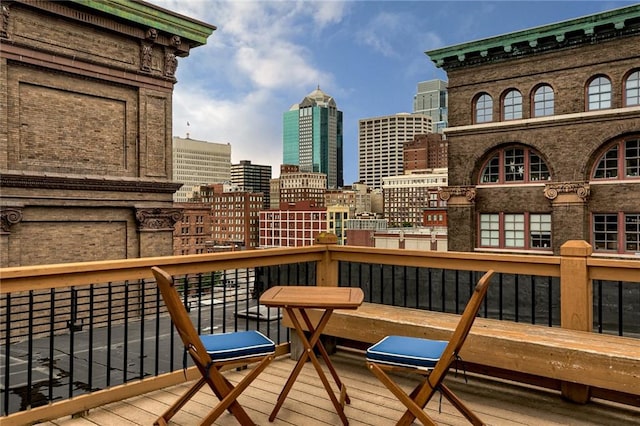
<box><xmin>442</xmin><ymin>30</ymin><xmax>640</xmax><ymax>254</ymax></box>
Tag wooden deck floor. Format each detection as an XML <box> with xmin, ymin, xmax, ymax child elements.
<box><xmin>39</xmin><ymin>351</ymin><xmax>639</xmax><ymax>426</ymax></box>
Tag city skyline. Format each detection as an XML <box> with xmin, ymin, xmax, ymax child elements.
<box><xmin>148</xmin><ymin>0</ymin><xmax>636</xmax><ymax>184</ymax></box>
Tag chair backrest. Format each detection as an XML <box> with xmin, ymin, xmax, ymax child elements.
<box><xmin>430</xmin><ymin>270</ymin><xmax>494</xmax><ymax>380</ymax></box>
<box><xmin>152</xmin><ymin>266</ymin><xmax>212</xmax><ymax>369</ymax></box>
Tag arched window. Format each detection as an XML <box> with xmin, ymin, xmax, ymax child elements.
<box><xmin>503</xmin><ymin>90</ymin><xmax>522</xmax><ymax>120</ymax></box>
<box><xmin>475</xmin><ymin>93</ymin><xmax>493</xmax><ymax>123</ymax></box>
<box><xmin>587</xmin><ymin>76</ymin><xmax>612</xmax><ymax>110</ymax></box>
<box><xmin>480</xmin><ymin>146</ymin><xmax>550</xmax><ymax>184</ymax></box>
<box><xmin>625</xmin><ymin>70</ymin><xmax>640</xmax><ymax>106</ymax></box>
<box><xmin>533</xmin><ymin>85</ymin><xmax>554</xmax><ymax>117</ymax></box>
<box><xmin>592</xmin><ymin>137</ymin><xmax>640</xmax><ymax>179</ymax></box>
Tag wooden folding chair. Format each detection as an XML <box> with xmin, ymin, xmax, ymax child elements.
<box><xmin>151</xmin><ymin>266</ymin><xmax>275</xmax><ymax>426</ymax></box>
<box><xmin>366</xmin><ymin>270</ymin><xmax>495</xmax><ymax>426</ymax></box>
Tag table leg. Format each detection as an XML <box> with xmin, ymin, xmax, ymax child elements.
<box><xmin>299</xmin><ymin>309</ymin><xmax>351</xmax><ymax>405</ymax></box>
<box><xmin>269</xmin><ymin>308</ymin><xmax>349</xmax><ymax>425</ymax></box>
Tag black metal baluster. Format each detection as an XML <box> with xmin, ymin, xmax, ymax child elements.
<box><xmin>514</xmin><ymin>275</ymin><xmax>520</xmax><ymax>322</ymax></box>
<box><xmin>618</xmin><ymin>281</ymin><xmax>623</xmax><ymax>336</ymax></box>
<box><xmin>197</xmin><ymin>273</ymin><xmax>204</xmax><ymax>332</ymax></box>
<box><xmin>499</xmin><ymin>273</ymin><xmax>504</xmax><ymax>320</ymax></box>
<box><xmin>391</xmin><ymin>265</ymin><xmax>396</xmax><ymax>306</ymax></box>
<box><xmin>414</xmin><ymin>267</ymin><xmax>420</xmax><ymax>309</ymax></box>
<box><xmin>140</xmin><ymin>279</ymin><xmax>145</xmax><ymax>380</ymax></box>
<box><xmin>531</xmin><ymin>276</ymin><xmax>536</xmax><ymax>325</ymax></box>
<box><xmin>441</xmin><ymin>269</ymin><xmax>446</xmax><ymax>313</ymax></box>
<box><xmin>88</xmin><ymin>285</ymin><xmax>94</xmax><ymax>389</ymax></box>
<box><xmin>454</xmin><ymin>270</ymin><xmax>460</xmax><ymax>314</ymax></box>
<box><xmin>548</xmin><ymin>276</ymin><xmax>553</xmax><ymax>327</ymax></box>
<box><xmin>427</xmin><ymin>268</ymin><xmax>433</xmax><ymax>311</ymax></box>
<box><xmin>124</xmin><ymin>281</ymin><xmax>129</xmax><ymax>383</ymax></box>
<box><xmin>48</xmin><ymin>289</ymin><xmax>55</xmax><ymax>404</ymax></box>
<box><xmin>106</xmin><ymin>284</ymin><xmax>112</xmax><ymax>387</ymax></box>
<box><xmin>155</xmin><ymin>283</ymin><xmax>160</xmax><ymax>376</ymax></box>
<box><xmin>27</xmin><ymin>291</ymin><xmax>34</xmax><ymax>408</ymax></box>
<box><xmin>3</xmin><ymin>293</ymin><xmax>11</xmax><ymax>415</ymax></box>
<box><xmin>68</xmin><ymin>288</ymin><xmax>75</xmax><ymax>398</ymax></box>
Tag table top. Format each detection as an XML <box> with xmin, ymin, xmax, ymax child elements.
<box><xmin>260</xmin><ymin>286</ymin><xmax>364</xmax><ymax>309</ymax></box>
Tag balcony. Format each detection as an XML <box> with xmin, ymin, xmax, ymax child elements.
<box><xmin>1</xmin><ymin>241</ymin><xmax>639</xmax><ymax>425</ymax></box>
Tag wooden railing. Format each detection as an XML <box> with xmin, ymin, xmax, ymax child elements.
<box><xmin>1</xmin><ymin>241</ymin><xmax>638</xmax><ymax>425</ymax></box>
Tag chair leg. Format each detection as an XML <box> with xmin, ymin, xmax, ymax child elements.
<box><xmin>439</xmin><ymin>383</ymin><xmax>485</xmax><ymax>426</ymax></box>
<box><xmin>154</xmin><ymin>377</ymin><xmax>207</xmax><ymax>425</ymax></box>
<box><xmin>201</xmin><ymin>355</ymin><xmax>274</xmax><ymax>425</ymax></box>
<box><xmin>367</xmin><ymin>363</ymin><xmax>437</xmax><ymax>426</ymax></box>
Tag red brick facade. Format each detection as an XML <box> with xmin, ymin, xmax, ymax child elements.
<box><xmin>428</xmin><ymin>7</ymin><xmax>640</xmax><ymax>256</ymax></box>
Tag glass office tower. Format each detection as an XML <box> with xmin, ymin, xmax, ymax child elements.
<box><xmin>283</xmin><ymin>87</ymin><xmax>343</xmax><ymax>189</ymax></box>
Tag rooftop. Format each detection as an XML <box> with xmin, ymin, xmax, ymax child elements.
<box><xmin>37</xmin><ymin>352</ymin><xmax>640</xmax><ymax>425</ymax></box>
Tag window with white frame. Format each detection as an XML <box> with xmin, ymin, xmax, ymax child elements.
<box><xmin>475</xmin><ymin>93</ymin><xmax>493</xmax><ymax>123</ymax></box>
<box><xmin>592</xmin><ymin>137</ymin><xmax>640</xmax><ymax>179</ymax></box>
<box><xmin>626</xmin><ymin>70</ymin><xmax>640</xmax><ymax>106</ymax></box>
<box><xmin>587</xmin><ymin>76</ymin><xmax>612</xmax><ymax>110</ymax></box>
<box><xmin>593</xmin><ymin>213</ymin><xmax>640</xmax><ymax>253</ymax></box>
<box><xmin>533</xmin><ymin>85</ymin><xmax>554</xmax><ymax>117</ymax></box>
<box><xmin>479</xmin><ymin>213</ymin><xmax>551</xmax><ymax>250</ymax></box>
<box><xmin>503</xmin><ymin>90</ymin><xmax>523</xmax><ymax>120</ymax></box>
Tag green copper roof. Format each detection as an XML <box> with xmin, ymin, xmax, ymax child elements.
<box><xmin>70</xmin><ymin>0</ymin><xmax>216</xmax><ymax>46</ymax></box>
<box><xmin>426</xmin><ymin>4</ymin><xmax>640</xmax><ymax>70</ymax></box>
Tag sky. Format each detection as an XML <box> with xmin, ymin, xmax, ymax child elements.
<box><xmin>148</xmin><ymin>0</ymin><xmax>637</xmax><ymax>184</ymax></box>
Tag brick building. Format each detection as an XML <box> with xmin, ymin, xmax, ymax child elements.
<box><xmin>427</xmin><ymin>5</ymin><xmax>640</xmax><ymax>256</ymax></box>
<box><xmin>403</xmin><ymin>133</ymin><xmax>448</xmax><ymax>172</ymax></box>
<box><xmin>270</xmin><ymin>165</ymin><xmax>327</xmax><ymax>209</ymax></box>
<box><xmin>173</xmin><ymin>203</ymin><xmax>212</xmax><ymax>255</ymax></box>
<box><xmin>382</xmin><ymin>169</ymin><xmax>448</xmax><ymax>227</ymax></box>
<box><xmin>259</xmin><ymin>201</ymin><xmax>327</xmax><ymax>247</ymax></box>
<box><xmin>0</xmin><ymin>1</ymin><xmax>215</xmax><ymax>266</ymax></box>
<box><xmin>203</xmin><ymin>184</ymin><xmax>263</xmax><ymax>250</ymax></box>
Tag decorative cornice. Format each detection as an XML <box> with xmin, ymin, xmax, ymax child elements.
<box><xmin>68</xmin><ymin>0</ymin><xmax>216</xmax><ymax>47</ymax></box>
<box><xmin>135</xmin><ymin>207</ymin><xmax>182</xmax><ymax>231</ymax></box>
<box><xmin>439</xmin><ymin>186</ymin><xmax>476</xmax><ymax>202</ymax></box>
<box><xmin>0</xmin><ymin>173</ymin><xmax>182</xmax><ymax>194</ymax></box>
<box><xmin>426</xmin><ymin>5</ymin><xmax>640</xmax><ymax>71</ymax></box>
<box><xmin>1</xmin><ymin>207</ymin><xmax>23</xmax><ymax>234</ymax></box>
<box><xmin>544</xmin><ymin>182</ymin><xmax>590</xmax><ymax>201</ymax></box>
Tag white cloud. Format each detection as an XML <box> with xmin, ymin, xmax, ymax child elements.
<box><xmin>146</xmin><ymin>0</ymin><xmax>350</xmax><ymax>178</ymax></box>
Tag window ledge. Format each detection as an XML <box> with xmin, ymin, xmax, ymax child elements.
<box><xmin>592</xmin><ymin>252</ymin><xmax>640</xmax><ymax>259</ymax></box>
<box><xmin>474</xmin><ymin>247</ymin><xmax>554</xmax><ymax>255</ymax></box>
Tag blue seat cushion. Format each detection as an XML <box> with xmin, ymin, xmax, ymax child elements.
<box><xmin>366</xmin><ymin>335</ymin><xmax>448</xmax><ymax>370</ymax></box>
<box><xmin>200</xmin><ymin>330</ymin><xmax>275</xmax><ymax>362</ymax></box>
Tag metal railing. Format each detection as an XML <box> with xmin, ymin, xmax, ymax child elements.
<box><xmin>0</xmin><ymin>243</ymin><xmax>638</xmax><ymax>423</ymax></box>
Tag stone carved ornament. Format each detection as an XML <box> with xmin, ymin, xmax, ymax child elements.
<box><xmin>135</xmin><ymin>208</ymin><xmax>182</xmax><ymax>231</ymax></box>
<box><xmin>1</xmin><ymin>207</ymin><xmax>23</xmax><ymax>234</ymax></box>
<box><xmin>1</xmin><ymin>3</ymin><xmax>10</xmax><ymax>39</ymax></box>
<box><xmin>140</xmin><ymin>41</ymin><xmax>153</xmax><ymax>72</ymax></box>
<box><xmin>543</xmin><ymin>182</ymin><xmax>590</xmax><ymax>200</ymax></box>
<box><xmin>164</xmin><ymin>49</ymin><xmax>178</xmax><ymax>77</ymax></box>
<box><xmin>438</xmin><ymin>186</ymin><xmax>477</xmax><ymax>202</ymax></box>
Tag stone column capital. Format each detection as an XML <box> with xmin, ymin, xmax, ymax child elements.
<box><xmin>135</xmin><ymin>207</ymin><xmax>182</xmax><ymax>231</ymax></box>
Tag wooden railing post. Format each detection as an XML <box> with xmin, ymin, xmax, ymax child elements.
<box><xmin>559</xmin><ymin>239</ymin><xmax>593</xmax><ymax>404</ymax></box>
<box><xmin>287</xmin><ymin>233</ymin><xmax>341</xmax><ymax>360</ymax></box>
<box><xmin>314</xmin><ymin>232</ymin><xmax>339</xmax><ymax>287</ymax></box>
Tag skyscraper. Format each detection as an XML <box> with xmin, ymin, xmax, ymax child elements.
<box><xmin>283</xmin><ymin>87</ymin><xmax>343</xmax><ymax>189</ymax></box>
<box><xmin>231</xmin><ymin>160</ymin><xmax>272</xmax><ymax>209</ymax></box>
<box><xmin>172</xmin><ymin>136</ymin><xmax>231</xmax><ymax>202</ymax></box>
<box><xmin>414</xmin><ymin>79</ymin><xmax>448</xmax><ymax>133</ymax></box>
<box><xmin>358</xmin><ymin>113</ymin><xmax>432</xmax><ymax>190</ymax></box>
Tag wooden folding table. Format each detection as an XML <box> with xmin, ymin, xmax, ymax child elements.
<box><xmin>260</xmin><ymin>285</ymin><xmax>364</xmax><ymax>425</ymax></box>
